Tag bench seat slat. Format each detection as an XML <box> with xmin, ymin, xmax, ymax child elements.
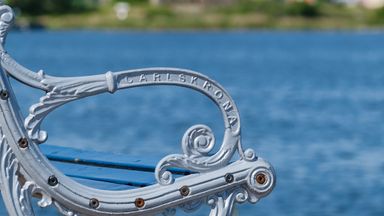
<box><xmin>40</xmin><ymin>145</ymin><xmax>192</xmax><ymax>175</ymax></box>
<box><xmin>51</xmin><ymin>161</ymin><xmax>156</xmax><ymax>188</ymax></box>
<box><xmin>71</xmin><ymin>177</ymin><xmax>136</xmax><ymax>191</ymax></box>
<box><xmin>40</xmin><ymin>145</ymin><xmax>189</xmax><ymax>190</ymax></box>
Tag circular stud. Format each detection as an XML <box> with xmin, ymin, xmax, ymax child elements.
<box><xmin>47</xmin><ymin>175</ymin><xmax>58</xmax><ymax>186</ymax></box>
<box><xmin>0</xmin><ymin>90</ymin><xmax>9</xmax><ymax>100</ymax></box>
<box><xmin>225</xmin><ymin>173</ymin><xmax>234</xmax><ymax>183</ymax></box>
<box><xmin>256</xmin><ymin>173</ymin><xmax>267</xmax><ymax>185</ymax></box>
<box><xmin>89</xmin><ymin>198</ymin><xmax>100</xmax><ymax>209</ymax></box>
<box><xmin>18</xmin><ymin>137</ymin><xmax>28</xmax><ymax>149</ymax></box>
<box><xmin>179</xmin><ymin>186</ymin><xmax>190</xmax><ymax>197</ymax></box>
<box><xmin>135</xmin><ymin>198</ymin><xmax>145</xmax><ymax>208</ymax></box>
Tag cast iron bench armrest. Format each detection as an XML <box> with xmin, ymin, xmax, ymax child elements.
<box><xmin>0</xmin><ymin>2</ymin><xmax>275</xmax><ymax>216</ymax></box>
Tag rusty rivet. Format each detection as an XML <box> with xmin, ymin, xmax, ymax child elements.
<box><xmin>135</xmin><ymin>198</ymin><xmax>145</xmax><ymax>208</ymax></box>
<box><xmin>18</xmin><ymin>137</ymin><xmax>28</xmax><ymax>149</ymax></box>
<box><xmin>256</xmin><ymin>173</ymin><xmax>267</xmax><ymax>185</ymax></box>
<box><xmin>47</xmin><ymin>175</ymin><xmax>58</xmax><ymax>186</ymax></box>
<box><xmin>0</xmin><ymin>90</ymin><xmax>9</xmax><ymax>100</ymax></box>
<box><xmin>89</xmin><ymin>198</ymin><xmax>100</xmax><ymax>209</ymax></box>
<box><xmin>179</xmin><ymin>186</ymin><xmax>190</xmax><ymax>197</ymax></box>
<box><xmin>225</xmin><ymin>173</ymin><xmax>234</xmax><ymax>183</ymax></box>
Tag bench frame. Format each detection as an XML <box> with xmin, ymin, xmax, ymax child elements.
<box><xmin>0</xmin><ymin>2</ymin><xmax>275</xmax><ymax>215</ymax></box>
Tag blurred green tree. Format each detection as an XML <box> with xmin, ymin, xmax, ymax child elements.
<box><xmin>286</xmin><ymin>1</ymin><xmax>321</xmax><ymax>18</ymax></box>
<box><xmin>5</xmin><ymin>0</ymin><xmax>97</xmax><ymax>15</ymax></box>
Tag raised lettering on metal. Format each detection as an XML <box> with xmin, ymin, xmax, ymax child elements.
<box><xmin>0</xmin><ymin>2</ymin><xmax>275</xmax><ymax>216</ymax></box>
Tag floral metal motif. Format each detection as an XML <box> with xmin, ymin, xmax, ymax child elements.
<box><xmin>53</xmin><ymin>201</ymin><xmax>79</xmax><ymax>216</ymax></box>
<box><xmin>0</xmin><ymin>128</ymin><xmax>53</xmax><ymax>216</ymax></box>
<box><xmin>0</xmin><ymin>1</ymin><xmax>275</xmax><ymax>216</ymax></box>
<box><xmin>208</xmin><ymin>188</ymin><xmax>250</xmax><ymax>216</ymax></box>
<box><xmin>0</xmin><ymin>130</ymin><xmax>24</xmax><ymax>216</ymax></box>
<box><xmin>155</xmin><ymin>125</ymin><xmax>240</xmax><ymax>185</ymax></box>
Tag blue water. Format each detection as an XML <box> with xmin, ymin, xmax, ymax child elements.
<box><xmin>2</xmin><ymin>30</ymin><xmax>384</xmax><ymax>215</ymax></box>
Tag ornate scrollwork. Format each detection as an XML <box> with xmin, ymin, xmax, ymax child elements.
<box><xmin>0</xmin><ymin>130</ymin><xmax>24</xmax><ymax>216</ymax></box>
<box><xmin>179</xmin><ymin>199</ymin><xmax>204</xmax><ymax>214</ymax></box>
<box><xmin>156</xmin><ymin>124</ymin><xmax>224</xmax><ymax>185</ymax></box>
<box><xmin>0</xmin><ymin>2</ymin><xmax>275</xmax><ymax>215</ymax></box>
<box><xmin>20</xmin><ymin>181</ymin><xmax>53</xmax><ymax>210</ymax></box>
<box><xmin>0</xmin><ymin>3</ymin><xmax>13</xmax><ymax>44</ymax></box>
<box><xmin>53</xmin><ymin>201</ymin><xmax>79</xmax><ymax>216</ymax></box>
<box><xmin>182</xmin><ymin>125</ymin><xmax>216</xmax><ymax>158</ymax></box>
<box><xmin>155</xmin><ymin>126</ymin><xmax>240</xmax><ymax>185</ymax></box>
<box><xmin>25</xmin><ymin>74</ymin><xmax>111</xmax><ymax>143</ymax></box>
<box><xmin>0</xmin><ymin>128</ymin><xmax>53</xmax><ymax>216</ymax></box>
<box><xmin>162</xmin><ymin>208</ymin><xmax>177</xmax><ymax>216</ymax></box>
<box><xmin>207</xmin><ymin>188</ymin><xmax>248</xmax><ymax>216</ymax></box>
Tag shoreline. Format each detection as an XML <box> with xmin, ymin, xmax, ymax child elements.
<box><xmin>10</xmin><ymin>2</ymin><xmax>384</xmax><ymax>31</ymax></box>
<box><xmin>11</xmin><ymin>25</ymin><xmax>384</xmax><ymax>32</ymax></box>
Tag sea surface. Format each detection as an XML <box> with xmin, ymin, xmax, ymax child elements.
<box><xmin>1</xmin><ymin>30</ymin><xmax>384</xmax><ymax>215</ymax></box>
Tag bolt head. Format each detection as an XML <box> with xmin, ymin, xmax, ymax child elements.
<box><xmin>179</xmin><ymin>185</ymin><xmax>190</xmax><ymax>197</ymax></box>
<box><xmin>135</xmin><ymin>198</ymin><xmax>145</xmax><ymax>208</ymax></box>
<box><xmin>18</xmin><ymin>138</ymin><xmax>28</xmax><ymax>148</ymax></box>
<box><xmin>256</xmin><ymin>173</ymin><xmax>267</xmax><ymax>185</ymax></box>
<box><xmin>0</xmin><ymin>90</ymin><xmax>9</xmax><ymax>100</ymax></box>
<box><xmin>89</xmin><ymin>198</ymin><xmax>100</xmax><ymax>209</ymax></box>
<box><xmin>47</xmin><ymin>175</ymin><xmax>58</xmax><ymax>186</ymax></box>
<box><xmin>225</xmin><ymin>173</ymin><xmax>234</xmax><ymax>183</ymax></box>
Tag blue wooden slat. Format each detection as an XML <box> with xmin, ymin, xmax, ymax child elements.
<box><xmin>52</xmin><ymin>161</ymin><xmax>156</xmax><ymax>188</ymax></box>
<box><xmin>39</xmin><ymin>145</ymin><xmax>189</xmax><ymax>190</ymax></box>
<box><xmin>71</xmin><ymin>177</ymin><xmax>135</xmax><ymax>191</ymax></box>
<box><xmin>40</xmin><ymin>145</ymin><xmax>193</xmax><ymax>175</ymax></box>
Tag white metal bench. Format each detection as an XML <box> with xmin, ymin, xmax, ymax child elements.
<box><xmin>0</xmin><ymin>2</ymin><xmax>275</xmax><ymax>215</ymax></box>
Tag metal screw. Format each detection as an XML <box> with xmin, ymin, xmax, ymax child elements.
<box><xmin>89</xmin><ymin>198</ymin><xmax>100</xmax><ymax>209</ymax></box>
<box><xmin>256</xmin><ymin>173</ymin><xmax>267</xmax><ymax>185</ymax></box>
<box><xmin>0</xmin><ymin>90</ymin><xmax>9</xmax><ymax>100</ymax></box>
<box><xmin>47</xmin><ymin>175</ymin><xmax>58</xmax><ymax>186</ymax></box>
<box><xmin>18</xmin><ymin>138</ymin><xmax>28</xmax><ymax>149</ymax></box>
<box><xmin>179</xmin><ymin>186</ymin><xmax>190</xmax><ymax>197</ymax></box>
<box><xmin>135</xmin><ymin>198</ymin><xmax>145</xmax><ymax>208</ymax></box>
<box><xmin>225</xmin><ymin>173</ymin><xmax>234</xmax><ymax>183</ymax></box>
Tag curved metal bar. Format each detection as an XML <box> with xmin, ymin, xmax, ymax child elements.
<box><xmin>20</xmin><ymin>67</ymin><xmax>243</xmax><ymax>185</ymax></box>
<box><xmin>0</xmin><ymin>2</ymin><xmax>276</xmax><ymax>216</ymax></box>
<box><xmin>25</xmin><ymin>68</ymin><xmax>241</xmax><ymax>144</ymax></box>
<box><xmin>0</xmin><ymin>4</ymin><xmax>48</xmax><ymax>91</ymax></box>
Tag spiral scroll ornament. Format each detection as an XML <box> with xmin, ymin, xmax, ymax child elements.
<box><xmin>207</xmin><ymin>188</ymin><xmax>250</xmax><ymax>216</ymax></box>
<box><xmin>0</xmin><ymin>2</ymin><xmax>275</xmax><ymax>215</ymax></box>
<box><xmin>0</xmin><ymin>4</ymin><xmax>13</xmax><ymax>44</ymax></box>
<box><xmin>182</xmin><ymin>125</ymin><xmax>215</xmax><ymax>157</ymax></box>
<box><xmin>156</xmin><ymin>124</ymin><xmax>240</xmax><ymax>186</ymax></box>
